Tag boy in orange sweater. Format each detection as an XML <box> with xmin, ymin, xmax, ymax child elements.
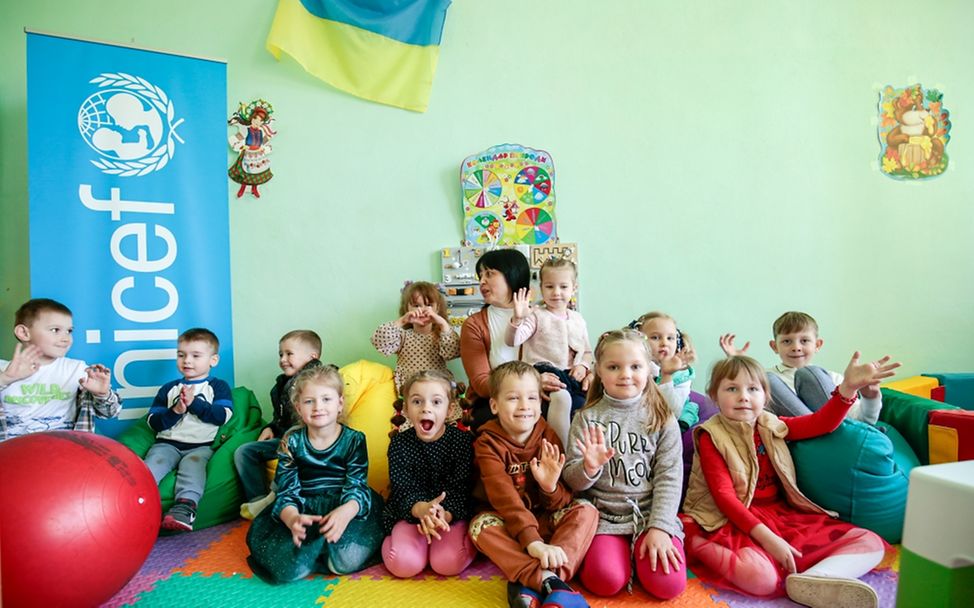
<box><xmin>469</xmin><ymin>361</ymin><xmax>598</xmax><ymax>608</ymax></box>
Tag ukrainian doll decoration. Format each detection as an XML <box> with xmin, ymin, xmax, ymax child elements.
<box><xmin>228</xmin><ymin>99</ymin><xmax>276</xmax><ymax>198</ymax></box>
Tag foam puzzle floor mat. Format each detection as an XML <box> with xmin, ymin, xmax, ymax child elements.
<box><xmin>102</xmin><ymin>520</ymin><xmax>900</xmax><ymax>607</ymax></box>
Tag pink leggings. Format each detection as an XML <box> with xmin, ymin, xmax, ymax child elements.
<box><xmin>579</xmin><ymin>533</ymin><xmax>687</xmax><ymax>599</ymax></box>
<box><xmin>381</xmin><ymin>520</ymin><xmax>476</xmax><ymax>578</ymax></box>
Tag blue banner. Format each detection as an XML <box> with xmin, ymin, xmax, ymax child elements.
<box><xmin>27</xmin><ymin>32</ymin><xmax>232</xmax><ymax>435</ymax></box>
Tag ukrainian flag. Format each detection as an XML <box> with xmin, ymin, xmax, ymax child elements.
<box><xmin>266</xmin><ymin>0</ymin><xmax>452</xmax><ymax>112</ymax></box>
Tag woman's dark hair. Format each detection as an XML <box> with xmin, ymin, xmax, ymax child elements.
<box><xmin>475</xmin><ymin>249</ymin><xmax>531</xmax><ymax>295</ymax></box>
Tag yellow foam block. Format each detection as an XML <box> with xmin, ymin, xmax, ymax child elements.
<box><xmin>882</xmin><ymin>376</ymin><xmax>939</xmax><ymax>399</ymax></box>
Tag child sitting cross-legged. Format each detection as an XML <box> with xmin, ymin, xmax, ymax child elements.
<box><xmin>381</xmin><ymin>370</ymin><xmax>476</xmax><ymax>578</ymax></box>
<box><xmin>145</xmin><ymin>328</ymin><xmax>233</xmax><ymax>532</ymax></box>
<box><xmin>469</xmin><ymin>361</ymin><xmax>598</xmax><ymax>608</ymax></box>
<box><xmin>562</xmin><ymin>329</ymin><xmax>687</xmax><ymax>600</ymax></box>
<box><xmin>246</xmin><ymin>365</ymin><xmax>384</xmax><ymax>583</ymax></box>
<box><xmin>681</xmin><ymin>353</ymin><xmax>899</xmax><ymax>607</ymax></box>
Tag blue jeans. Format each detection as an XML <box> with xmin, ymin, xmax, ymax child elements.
<box><xmin>144</xmin><ymin>442</ymin><xmax>213</xmax><ymax>504</ymax></box>
<box><xmin>234</xmin><ymin>438</ymin><xmax>280</xmax><ymax>500</ymax></box>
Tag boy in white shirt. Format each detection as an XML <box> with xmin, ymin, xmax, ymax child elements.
<box><xmin>719</xmin><ymin>311</ymin><xmax>882</xmax><ymax>423</ymax></box>
<box><xmin>0</xmin><ymin>298</ymin><xmax>120</xmax><ymax>440</ymax></box>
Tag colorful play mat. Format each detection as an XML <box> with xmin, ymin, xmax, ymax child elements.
<box><xmin>101</xmin><ymin>519</ymin><xmax>900</xmax><ymax>607</ymax></box>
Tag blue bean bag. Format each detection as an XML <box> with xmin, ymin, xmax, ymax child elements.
<box><xmin>790</xmin><ymin>419</ymin><xmax>919</xmax><ymax>543</ymax></box>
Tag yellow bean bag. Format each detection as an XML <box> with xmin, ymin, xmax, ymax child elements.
<box><xmin>339</xmin><ymin>359</ymin><xmax>396</xmax><ymax>497</ymax></box>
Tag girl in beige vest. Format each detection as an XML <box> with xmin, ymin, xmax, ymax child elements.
<box><xmin>682</xmin><ymin>353</ymin><xmax>898</xmax><ymax>608</ymax></box>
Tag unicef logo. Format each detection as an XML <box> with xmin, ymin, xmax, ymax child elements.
<box><xmin>78</xmin><ymin>73</ymin><xmax>184</xmax><ymax>176</ymax></box>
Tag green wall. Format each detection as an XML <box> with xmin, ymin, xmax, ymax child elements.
<box><xmin>2</xmin><ymin>1</ymin><xmax>972</xmax><ymax>405</ymax></box>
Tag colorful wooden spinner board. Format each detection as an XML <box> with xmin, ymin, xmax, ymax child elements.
<box><xmin>461</xmin><ymin>144</ymin><xmax>557</xmax><ymax>246</ymax></box>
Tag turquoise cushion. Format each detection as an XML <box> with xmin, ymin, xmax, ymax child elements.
<box><xmin>790</xmin><ymin>419</ymin><xmax>918</xmax><ymax>543</ymax></box>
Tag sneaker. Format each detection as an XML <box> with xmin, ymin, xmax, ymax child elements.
<box><xmin>240</xmin><ymin>491</ymin><xmax>276</xmax><ymax>520</ymax></box>
<box><xmin>507</xmin><ymin>582</ymin><xmax>543</xmax><ymax>608</ymax></box>
<box><xmin>785</xmin><ymin>573</ymin><xmax>879</xmax><ymax>608</ymax></box>
<box><xmin>161</xmin><ymin>498</ymin><xmax>197</xmax><ymax>532</ymax></box>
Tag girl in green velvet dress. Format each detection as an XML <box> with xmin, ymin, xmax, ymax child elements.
<box><xmin>246</xmin><ymin>365</ymin><xmax>383</xmax><ymax>583</ymax></box>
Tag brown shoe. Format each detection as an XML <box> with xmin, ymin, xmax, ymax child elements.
<box><xmin>785</xmin><ymin>574</ymin><xmax>878</xmax><ymax>608</ymax></box>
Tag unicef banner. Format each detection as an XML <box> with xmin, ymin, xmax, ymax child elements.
<box><xmin>26</xmin><ymin>32</ymin><xmax>232</xmax><ymax>435</ymax></box>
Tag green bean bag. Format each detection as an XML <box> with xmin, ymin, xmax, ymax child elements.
<box><xmin>790</xmin><ymin>419</ymin><xmax>919</xmax><ymax>543</ymax></box>
<box><xmin>118</xmin><ymin>386</ymin><xmax>264</xmax><ymax>531</ymax></box>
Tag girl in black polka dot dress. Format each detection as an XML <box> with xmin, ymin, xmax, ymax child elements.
<box><xmin>381</xmin><ymin>370</ymin><xmax>476</xmax><ymax>577</ymax></box>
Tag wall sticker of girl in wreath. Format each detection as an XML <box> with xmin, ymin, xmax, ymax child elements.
<box><xmin>228</xmin><ymin>99</ymin><xmax>276</xmax><ymax>198</ymax></box>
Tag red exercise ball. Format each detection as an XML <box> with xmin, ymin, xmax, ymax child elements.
<box><xmin>0</xmin><ymin>431</ymin><xmax>160</xmax><ymax>607</ymax></box>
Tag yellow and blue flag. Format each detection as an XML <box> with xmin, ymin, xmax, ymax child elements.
<box><xmin>266</xmin><ymin>0</ymin><xmax>452</xmax><ymax>112</ymax></box>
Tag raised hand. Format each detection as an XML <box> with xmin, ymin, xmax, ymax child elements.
<box><xmin>79</xmin><ymin>364</ymin><xmax>111</xmax><ymax>398</ymax></box>
<box><xmin>719</xmin><ymin>333</ymin><xmax>750</xmax><ymax>357</ymax></box>
<box><xmin>638</xmin><ymin>528</ymin><xmax>683</xmax><ymax>574</ymax></box>
<box><xmin>529</xmin><ymin>439</ymin><xmax>566</xmax><ymax>493</ymax></box>
<box><xmin>0</xmin><ymin>343</ymin><xmax>43</xmax><ymax>384</ymax></box>
<box><xmin>512</xmin><ymin>288</ymin><xmax>532</xmax><ymax>323</ymax></box>
<box><xmin>426</xmin><ymin>307</ymin><xmax>451</xmax><ymax>331</ymax></box>
<box><xmin>575</xmin><ymin>423</ymin><xmax>616</xmax><ymax>477</ymax></box>
<box><xmin>839</xmin><ymin>352</ymin><xmax>900</xmax><ymax>398</ymax></box>
<box><xmin>660</xmin><ymin>353</ymin><xmax>689</xmax><ymax>376</ymax></box>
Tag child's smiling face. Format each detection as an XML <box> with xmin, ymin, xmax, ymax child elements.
<box><xmin>490</xmin><ymin>373</ymin><xmax>542</xmax><ymax>445</ymax></box>
<box><xmin>715</xmin><ymin>370</ymin><xmax>768</xmax><ymax>425</ymax></box>
<box><xmin>539</xmin><ymin>267</ymin><xmax>575</xmax><ymax>313</ymax></box>
<box><xmin>19</xmin><ymin>310</ymin><xmax>74</xmax><ymax>363</ymax></box>
<box><xmin>295</xmin><ymin>381</ymin><xmax>343</xmax><ymax>431</ymax></box>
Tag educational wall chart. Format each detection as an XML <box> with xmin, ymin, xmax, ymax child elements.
<box><xmin>460</xmin><ymin>144</ymin><xmax>557</xmax><ymax>246</ymax></box>
<box><xmin>878</xmin><ymin>84</ymin><xmax>950</xmax><ymax>180</ymax></box>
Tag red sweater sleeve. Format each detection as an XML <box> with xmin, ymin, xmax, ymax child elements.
<box><xmin>460</xmin><ymin>312</ymin><xmax>491</xmax><ymax>399</ymax></box>
<box><xmin>698</xmin><ymin>432</ymin><xmax>762</xmax><ymax>533</ymax></box>
<box><xmin>781</xmin><ymin>392</ymin><xmax>854</xmax><ymax>441</ymax></box>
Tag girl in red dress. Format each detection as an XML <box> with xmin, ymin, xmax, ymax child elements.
<box><xmin>682</xmin><ymin>353</ymin><xmax>899</xmax><ymax>608</ymax></box>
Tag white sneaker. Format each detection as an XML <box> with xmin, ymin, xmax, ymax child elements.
<box><xmin>240</xmin><ymin>491</ymin><xmax>276</xmax><ymax>520</ymax></box>
<box><xmin>785</xmin><ymin>573</ymin><xmax>879</xmax><ymax>608</ymax></box>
